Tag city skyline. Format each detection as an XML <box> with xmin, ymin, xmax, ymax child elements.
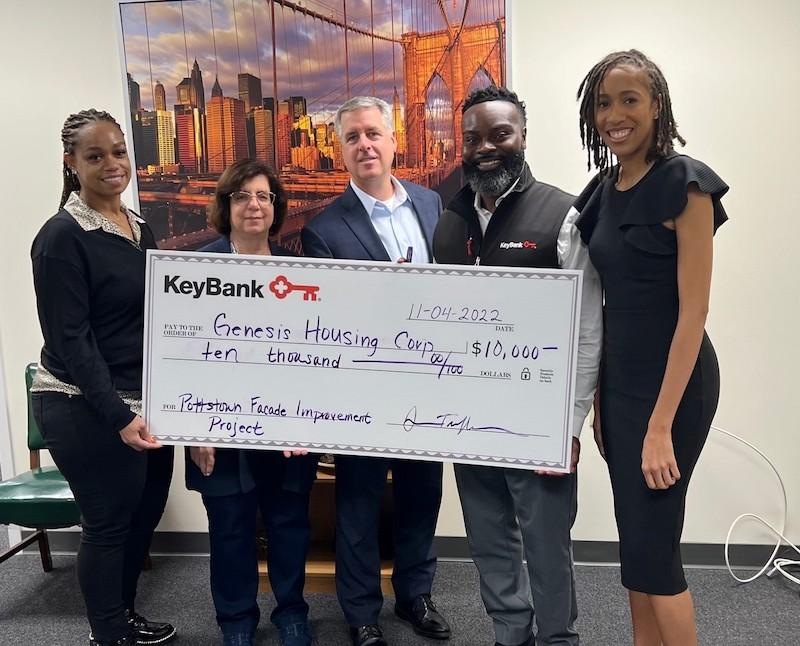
<box><xmin>127</xmin><ymin>61</ymin><xmax>409</xmax><ymax>174</ymax></box>
<box><xmin>121</xmin><ymin>0</ymin><xmax>429</xmax><ymax>125</ymax></box>
<box><xmin>117</xmin><ymin>0</ymin><xmax>507</xmax><ymax>251</ymax></box>
<box><xmin>121</xmin><ymin>0</ymin><xmax>505</xmax><ymax>161</ymax></box>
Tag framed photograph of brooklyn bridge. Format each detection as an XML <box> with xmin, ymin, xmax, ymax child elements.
<box><xmin>116</xmin><ymin>0</ymin><xmax>508</xmax><ymax>252</ymax></box>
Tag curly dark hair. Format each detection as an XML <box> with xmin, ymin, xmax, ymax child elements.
<box><xmin>577</xmin><ymin>49</ymin><xmax>686</xmax><ymax>173</ymax></box>
<box><xmin>59</xmin><ymin>109</ymin><xmax>123</xmax><ymax>209</ymax></box>
<box><xmin>208</xmin><ymin>159</ymin><xmax>287</xmax><ymax>237</ymax></box>
<box><xmin>462</xmin><ymin>85</ymin><xmax>526</xmax><ymax>125</ymax></box>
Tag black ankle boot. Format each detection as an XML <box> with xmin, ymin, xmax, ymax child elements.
<box><xmin>125</xmin><ymin>609</ymin><xmax>177</xmax><ymax>645</ymax></box>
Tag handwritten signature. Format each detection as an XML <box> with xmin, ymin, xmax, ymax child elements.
<box><xmin>401</xmin><ymin>406</ymin><xmax>533</xmax><ymax>437</ymax></box>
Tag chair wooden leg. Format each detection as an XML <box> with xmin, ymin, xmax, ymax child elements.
<box><xmin>37</xmin><ymin>529</ymin><xmax>53</xmax><ymax>572</ymax></box>
<box><xmin>0</xmin><ymin>531</ymin><xmax>39</xmax><ymax>565</ymax></box>
<box><xmin>142</xmin><ymin>553</ymin><xmax>152</xmax><ymax>571</ymax></box>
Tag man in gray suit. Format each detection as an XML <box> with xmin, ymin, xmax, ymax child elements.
<box><xmin>301</xmin><ymin>96</ymin><xmax>451</xmax><ymax>646</ymax></box>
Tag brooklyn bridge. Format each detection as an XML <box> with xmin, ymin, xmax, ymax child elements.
<box><xmin>121</xmin><ymin>0</ymin><xmax>506</xmax><ymax>252</ymax></box>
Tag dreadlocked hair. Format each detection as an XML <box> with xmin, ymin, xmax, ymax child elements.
<box><xmin>59</xmin><ymin>109</ymin><xmax>122</xmax><ymax>209</ymax></box>
<box><xmin>463</xmin><ymin>85</ymin><xmax>527</xmax><ymax>125</ymax></box>
<box><xmin>576</xmin><ymin>49</ymin><xmax>686</xmax><ymax>174</ymax></box>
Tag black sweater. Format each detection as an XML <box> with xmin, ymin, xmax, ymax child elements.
<box><xmin>31</xmin><ymin>208</ymin><xmax>157</xmax><ymax>432</ymax></box>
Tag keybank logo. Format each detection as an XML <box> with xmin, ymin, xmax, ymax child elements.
<box><xmin>499</xmin><ymin>240</ymin><xmax>538</xmax><ymax>250</ymax></box>
<box><xmin>164</xmin><ymin>275</ymin><xmax>265</xmax><ymax>299</ymax></box>
<box><xmin>268</xmin><ymin>275</ymin><xmax>320</xmax><ymax>301</ymax></box>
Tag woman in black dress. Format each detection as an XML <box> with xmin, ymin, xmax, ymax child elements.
<box><xmin>574</xmin><ymin>50</ymin><xmax>728</xmax><ymax>645</ymax></box>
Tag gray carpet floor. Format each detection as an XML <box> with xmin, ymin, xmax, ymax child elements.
<box><xmin>0</xmin><ymin>534</ymin><xmax>797</xmax><ymax>646</ymax></box>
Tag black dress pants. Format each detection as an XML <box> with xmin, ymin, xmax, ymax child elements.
<box><xmin>32</xmin><ymin>392</ymin><xmax>173</xmax><ymax>642</ymax></box>
<box><xmin>334</xmin><ymin>455</ymin><xmax>442</xmax><ymax>626</ymax></box>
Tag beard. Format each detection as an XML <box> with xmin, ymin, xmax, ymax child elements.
<box><xmin>462</xmin><ymin>150</ymin><xmax>525</xmax><ymax>197</ymax></box>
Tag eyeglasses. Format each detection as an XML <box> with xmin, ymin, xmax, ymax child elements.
<box><xmin>229</xmin><ymin>190</ymin><xmax>276</xmax><ymax>206</ymax></box>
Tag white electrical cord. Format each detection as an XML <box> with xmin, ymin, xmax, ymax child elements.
<box><xmin>716</xmin><ymin>425</ymin><xmax>800</xmax><ymax>586</ymax></box>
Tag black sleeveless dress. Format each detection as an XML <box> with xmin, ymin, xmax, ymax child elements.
<box><xmin>575</xmin><ymin>154</ymin><xmax>728</xmax><ymax>594</ymax></box>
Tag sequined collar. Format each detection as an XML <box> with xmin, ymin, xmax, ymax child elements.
<box><xmin>63</xmin><ymin>191</ymin><xmax>145</xmax><ymax>245</ymax></box>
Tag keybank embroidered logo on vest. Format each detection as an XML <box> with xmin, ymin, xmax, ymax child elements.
<box><xmin>499</xmin><ymin>240</ymin><xmax>538</xmax><ymax>250</ymax></box>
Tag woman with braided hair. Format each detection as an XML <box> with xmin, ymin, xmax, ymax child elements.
<box><xmin>30</xmin><ymin>109</ymin><xmax>176</xmax><ymax>646</ymax></box>
<box><xmin>574</xmin><ymin>50</ymin><xmax>728</xmax><ymax>645</ymax></box>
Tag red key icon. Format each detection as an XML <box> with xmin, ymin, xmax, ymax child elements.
<box><xmin>268</xmin><ymin>275</ymin><xmax>320</xmax><ymax>301</ymax></box>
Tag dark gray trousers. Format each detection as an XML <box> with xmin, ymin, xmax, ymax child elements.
<box><xmin>455</xmin><ymin>464</ymin><xmax>579</xmax><ymax>646</ymax></box>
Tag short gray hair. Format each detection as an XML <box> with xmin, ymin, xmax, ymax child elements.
<box><xmin>334</xmin><ymin>96</ymin><xmax>393</xmax><ymax>139</ymax></box>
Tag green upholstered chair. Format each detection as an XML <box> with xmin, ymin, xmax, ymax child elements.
<box><xmin>0</xmin><ymin>363</ymin><xmax>80</xmax><ymax>571</ymax></box>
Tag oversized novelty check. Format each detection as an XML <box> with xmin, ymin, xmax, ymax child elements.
<box><xmin>143</xmin><ymin>251</ymin><xmax>582</xmax><ymax>471</ymax></box>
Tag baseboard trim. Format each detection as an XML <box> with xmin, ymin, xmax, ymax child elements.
<box><xmin>436</xmin><ymin>537</ymin><xmax>782</xmax><ymax>568</ymax></box>
<box><xmin>23</xmin><ymin>531</ymin><xmax>781</xmax><ymax>568</ymax></box>
<box><xmin>23</xmin><ymin>530</ymin><xmax>211</xmax><ymax>556</ymax></box>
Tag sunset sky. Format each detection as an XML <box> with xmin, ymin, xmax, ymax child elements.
<box><xmin>120</xmin><ymin>0</ymin><xmax>504</xmax><ymax>127</ymax></box>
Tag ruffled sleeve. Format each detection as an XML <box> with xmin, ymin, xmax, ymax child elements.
<box><xmin>622</xmin><ymin>154</ymin><xmax>729</xmax><ymax>231</ymax></box>
<box><xmin>621</xmin><ymin>154</ymin><xmax>729</xmax><ymax>255</ymax></box>
<box><xmin>577</xmin><ymin>154</ymin><xmax>729</xmax><ymax>256</ymax></box>
<box><xmin>573</xmin><ymin>172</ymin><xmax>605</xmax><ymax>245</ymax></box>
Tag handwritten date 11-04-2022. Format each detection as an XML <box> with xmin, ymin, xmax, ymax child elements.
<box><xmin>408</xmin><ymin>303</ymin><xmax>506</xmax><ymax>325</ymax></box>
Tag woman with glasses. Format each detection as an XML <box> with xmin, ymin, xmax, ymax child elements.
<box><xmin>30</xmin><ymin>109</ymin><xmax>176</xmax><ymax>646</ymax></box>
<box><xmin>186</xmin><ymin>158</ymin><xmax>317</xmax><ymax>646</ymax></box>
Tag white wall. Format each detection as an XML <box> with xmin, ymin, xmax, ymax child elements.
<box><xmin>505</xmin><ymin>0</ymin><xmax>800</xmax><ymax>547</ymax></box>
<box><xmin>0</xmin><ymin>0</ymin><xmax>209</xmax><ymax>533</ymax></box>
<box><xmin>1</xmin><ymin>0</ymin><xmax>797</xmax><ymax>547</ymax></box>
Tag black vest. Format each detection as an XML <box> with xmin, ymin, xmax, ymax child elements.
<box><xmin>434</xmin><ymin>165</ymin><xmax>574</xmax><ymax>269</ymax></box>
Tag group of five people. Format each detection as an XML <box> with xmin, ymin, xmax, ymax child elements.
<box><xmin>29</xmin><ymin>49</ymin><xmax>727</xmax><ymax>646</ymax></box>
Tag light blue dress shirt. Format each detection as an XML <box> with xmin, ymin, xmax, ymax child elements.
<box><xmin>349</xmin><ymin>177</ymin><xmax>431</xmax><ymax>263</ymax></box>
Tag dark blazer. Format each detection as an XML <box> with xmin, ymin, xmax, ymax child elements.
<box><xmin>185</xmin><ymin>236</ymin><xmax>315</xmax><ymax>497</ymax></box>
<box><xmin>300</xmin><ymin>181</ymin><xmax>443</xmax><ymax>624</ymax></box>
<box><xmin>301</xmin><ymin>180</ymin><xmax>441</xmax><ymax>260</ymax></box>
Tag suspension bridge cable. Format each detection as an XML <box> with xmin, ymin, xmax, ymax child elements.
<box><xmin>233</xmin><ymin>0</ymin><xmax>242</xmax><ymax>74</ymax></box>
<box><xmin>144</xmin><ymin>3</ymin><xmax>156</xmax><ymax>110</ymax></box>
<box><xmin>209</xmin><ymin>0</ymin><xmax>219</xmax><ymax>78</ymax></box>
<box><xmin>181</xmin><ymin>0</ymin><xmax>190</xmax><ymax>76</ymax></box>
<box><xmin>251</xmin><ymin>0</ymin><xmax>263</xmax><ymax>87</ymax></box>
